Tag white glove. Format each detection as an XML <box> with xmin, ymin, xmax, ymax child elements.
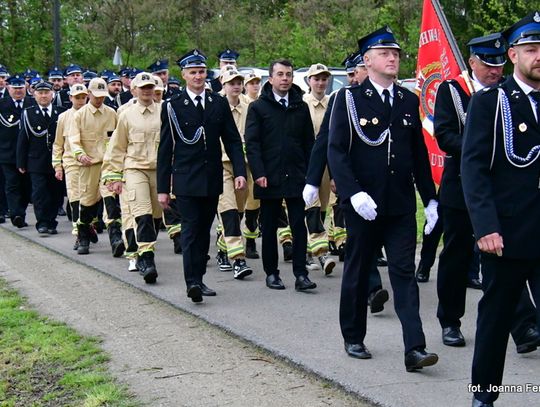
<box><xmin>302</xmin><ymin>184</ymin><xmax>319</xmax><ymax>207</ymax></box>
<box><xmin>350</xmin><ymin>191</ymin><xmax>378</xmax><ymax>221</ymax></box>
<box><xmin>424</xmin><ymin>199</ymin><xmax>439</xmax><ymax>235</ymax></box>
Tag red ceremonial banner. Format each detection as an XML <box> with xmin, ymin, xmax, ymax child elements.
<box><xmin>415</xmin><ymin>0</ymin><xmax>470</xmax><ymax>186</ymax></box>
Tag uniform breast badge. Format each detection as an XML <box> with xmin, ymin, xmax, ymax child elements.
<box><xmin>372</xmin><ymin>117</ymin><xmax>379</xmax><ymax>125</ymax></box>
<box><xmin>360</xmin><ymin>118</ymin><xmax>368</xmax><ymax>126</ymax></box>
<box><xmin>518</xmin><ymin>123</ymin><xmax>527</xmax><ymax>133</ymax></box>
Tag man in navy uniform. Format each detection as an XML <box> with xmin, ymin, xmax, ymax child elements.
<box><xmin>210</xmin><ymin>49</ymin><xmax>239</xmax><ymax>93</ymax></box>
<box><xmin>0</xmin><ymin>65</ymin><xmax>10</xmax><ymax>99</ymax></box>
<box><xmin>305</xmin><ymin>51</ymin><xmax>390</xmax><ymax>314</ymax></box>
<box><xmin>328</xmin><ymin>27</ymin><xmax>439</xmax><ymax>371</ymax></box>
<box><xmin>17</xmin><ymin>80</ymin><xmax>66</xmax><ymax>234</ymax></box>
<box><xmin>435</xmin><ymin>33</ymin><xmax>539</xmax><ymax>351</ymax></box>
<box><xmin>157</xmin><ymin>49</ymin><xmax>246</xmax><ymax>303</ymax></box>
<box><xmin>147</xmin><ymin>59</ymin><xmax>179</xmax><ymax>100</ymax></box>
<box><xmin>0</xmin><ymin>75</ymin><xmax>33</xmax><ymax>228</ymax></box>
<box><xmin>56</xmin><ymin>64</ymin><xmax>84</xmax><ymax>109</ymax></box>
<box><xmin>104</xmin><ymin>74</ymin><xmax>122</xmax><ymax>110</ymax></box>
<box><xmin>462</xmin><ymin>12</ymin><xmax>540</xmax><ymax>407</ymax></box>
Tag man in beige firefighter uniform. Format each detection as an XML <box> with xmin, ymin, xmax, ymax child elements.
<box><xmin>303</xmin><ymin>63</ymin><xmax>336</xmax><ymax>275</ymax></box>
<box><xmin>102</xmin><ymin>72</ymin><xmax>162</xmax><ymax>284</ymax></box>
<box><xmin>69</xmin><ymin>77</ymin><xmax>118</xmax><ymax>255</ymax></box>
<box><xmin>215</xmin><ymin>69</ymin><xmax>253</xmax><ymax>279</ymax></box>
<box><xmin>52</xmin><ymin>83</ymin><xmax>88</xmax><ymax>249</ymax></box>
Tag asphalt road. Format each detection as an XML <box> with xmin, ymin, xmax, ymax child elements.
<box><xmin>1</xmin><ymin>210</ymin><xmax>538</xmax><ymax>407</ymax></box>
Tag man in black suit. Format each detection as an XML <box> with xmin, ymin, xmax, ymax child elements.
<box><xmin>245</xmin><ymin>59</ymin><xmax>316</xmax><ymax>292</ymax></box>
<box><xmin>17</xmin><ymin>80</ymin><xmax>66</xmax><ymax>234</ymax></box>
<box><xmin>157</xmin><ymin>49</ymin><xmax>246</xmax><ymax>303</ymax></box>
<box><xmin>435</xmin><ymin>33</ymin><xmax>539</xmax><ymax>351</ymax></box>
<box><xmin>328</xmin><ymin>27</ymin><xmax>439</xmax><ymax>371</ymax></box>
<box><xmin>462</xmin><ymin>12</ymin><xmax>540</xmax><ymax>407</ymax></box>
<box><xmin>0</xmin><ymin>75</ymin><xmax>33</xmax><ymax>228</ymax></box>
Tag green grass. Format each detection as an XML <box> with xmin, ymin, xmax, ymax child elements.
<box><xmin>0</xmin><ymin>279</ymin><xmax>139</xmax><ymax>407</ymax></box>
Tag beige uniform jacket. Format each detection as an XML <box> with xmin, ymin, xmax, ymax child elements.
<box><xmin>68</xmin><ymin>103</ymin><xmax>117</xmax><ymax>164</ymax></box>
<box><xmin>303</xmin><ymin>93</ymin><xmax>329</xmax><ymax>137</ymax></box>
<box><xmin>221</xmin><ymin>99</ymin><xmax>248</xmax><ymax>163</ymax></box>
<box><xmin>52</xmin><ymin>108</ymin><xmax>78</xmax><ymax>171</ymax></box>
<box><xmin>102</xmin><ymin>101</ymin><xmax>161</xmax><ymax>183</ymax></box>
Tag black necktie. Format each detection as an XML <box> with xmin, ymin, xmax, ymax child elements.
<box><xmin>195</xmin><ymin>95</ymin><xmax>204</xmax><ymax>120</ymax></box>
<box><xmin>42</xmin><ymin>107</ymin><xmax>50</xmax><ymax>122</ymax></box>
<box><xmin>530</xmin><ymin>91</ymin><xmax>540</xmax><ymax>123</ymax></box>
<box><xmin>279</xmin><ymin>98</ymin><xmax>287</xmax><ymax>108</ymax></box>
<box><xmin>382</xmin><ymin>89</ymin><xmax>392</xmax><ymax>121</ymax></box>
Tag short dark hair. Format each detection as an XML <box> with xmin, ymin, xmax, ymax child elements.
<box><xmin>269</xmin><ymin>59</ymin><xmax>294</xmax><ymax>76</ymax></box>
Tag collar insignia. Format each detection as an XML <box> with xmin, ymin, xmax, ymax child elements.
<box><xmin>208</xmin><ymin>96</ymin><xmax>213</xmax><ymax>102</ymax></box>
<box><xmin>397</xmin><ymin>90</ymin><xmax>403</xmax><ymax>99</ymax></box>
<box><xmin>184</xmin><ymin>99</ymin><xmax>189</xmax><ymax>105</ymax></box>
<box><xmin>365</xmin><ymin>89</ymin><xmax>373</xmax><ymax>97</ymax></box>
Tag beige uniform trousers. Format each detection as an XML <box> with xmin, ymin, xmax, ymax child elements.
<box><xmin>217</xmin><ymin>162</ymin><xmax>249</xmax><ymax>259</ymax></box>
<box><xmin>306</xmin><ymin>168</ymin><xmax>331</xmax><ymax>256</ymax></box>
<box><xmin>79</xmin><ymin>163</ymin><xmax>102</xmax><ymax>207</ymax></box>
<box><xmin>124</xmin><ymin>168</ymin><xmax>162</xmax><ymax>253</ymax></box>
<box><xmin>119</xmin><ymin>190</ymin><xmax>137</xmax><ymax>259</ymax></box>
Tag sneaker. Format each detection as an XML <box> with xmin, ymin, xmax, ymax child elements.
<box><xmin>216</xmin><ymin>250</ymin><xmax>233</xmax><ymax>272</ymax></box>
<box><xmin>233</xmin><ymin>258</ymin><xmax>253</xmax><ymax>280</ymax></box>
<box><xmin>306</xmin><ymin>254</ymin><xmax>320</xmax><ymax>271</ymax></box>
<box><xmin>128</xmin><ymin>258</ymin><xmax>138</xmax><ymax>272</ymax></box>
<box><xmin>319</xmin><ymin>255</ymin><xmax>336</xmax><ymax>276</ymax></box>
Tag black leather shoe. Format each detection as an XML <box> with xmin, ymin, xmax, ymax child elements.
<box><xmin>12</xmin><ymin>216</ymin><xmax>27</xmax><ymax>228</ymax></box>
<box><xmin>415</xmin><ymin>261</ymin><xmax>430</xmax><ymax>283</ymax></box>
<box><xmin>282</xmin><ymin>242</ymin><xmax>293</xmax><ymax>262</ymax></box>
<box><xmin>47</xmin><ymin>228</ymin><xmax>58</xmax><ymax>235</ymax></box>
<box><xmin>516</xmin><ymin>327</ymin><xmax>540</xmax><ymax>354</ymax></box>
<box><xmin>0</xmin><ymin>215</ymin><xmax>5</xmax><ymax>224</ymax></box>
<box><xmin>467</xmin><ymin>278</ymin><xmax>482</xmax><ymax>290</ymax></box>
<box><xmin>472</xmin><ymin>397</ymin><xmax>494</xmax><ymax>407</ymax></box>
<box><xmin>37</xmin><ymin>226</ymin><xmax>48</xmax><ymax>234</ymax></box>
<box><xmin>442</xmin><ymin>327</ymin><xmax>466</xmax><ymax>347</ymax></box>
<box><xmin>404</xmin><ymin>348</ymin><xmax>438</xmax><ymax>372</ymax></box>
<box><xmin>344</xmin><ymin>342</ymin><xmax>372</xmax><ymax>359</ymax></box>
<box><xmin>200</xmin><ymin>283</ymin><xmax>216</xmax><ymax>296</ymax></box>
<box><xmin>173</xmin><ymin>234</ymin><xmax>182</xmax><ymax>254</ymax></box>
<box><xmin>295</xmin><ymin>275</ymin><xmax>316</xmax><ymax>291</ymax></box>
<box><xmin>187</xmin><ymin>284</ymin><xmax>203</xmax><ymax>303</ymax></box>
<box><xmin>368</xmin><ymin>288</ymin><xmax>389</xmax><ymax>314</ymax></box>
<box><xmin>57</xmin><ymin>207</ymin><xmax>66</xmax><ymax>216</ymax></box>
<box><xmin>265</xmin><ymin>273</ymin><xmax>285</xmax><ymax>290</ymax></box>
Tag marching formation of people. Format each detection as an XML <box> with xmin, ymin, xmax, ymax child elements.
<box><xmin>0</xmin><ymin>10</ymin><xmax>539</xmax><ymax>407</ymax></box>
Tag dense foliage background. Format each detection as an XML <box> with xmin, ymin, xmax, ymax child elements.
<box><xmin>0</xmin><ymin>0</ymin><xmax>530</xmax><ymax>78</ymax></box>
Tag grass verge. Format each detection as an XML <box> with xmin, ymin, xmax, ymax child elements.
<box><xmin>0</xmin><ymin>278</ymin><xmax>139</xmax><ymax>407</ymax></box>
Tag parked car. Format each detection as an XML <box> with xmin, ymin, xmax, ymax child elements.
<box><xmin>398</xmin><ymin>78</ymin><xmax>417</xmax><ymax>93</ymax></box>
